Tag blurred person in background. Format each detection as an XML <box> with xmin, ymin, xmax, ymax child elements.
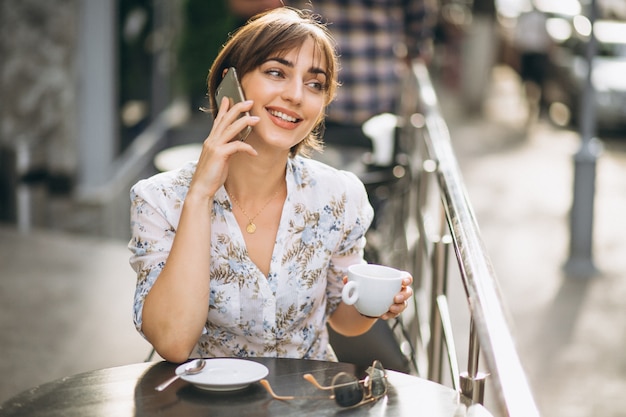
<box><xmin>461</xmin><ymin>0</ymin><xmax>498</xmax><ymax>113</ymax></box>
<box><xmin>229</xmin><ymin>0</ymin><xmax>438</xmax><ymax>150</ymax></box>
<box><xmin>512</xmin><ymin>2</ymin><xmax>551</xmax><ymax>125</ymax></box>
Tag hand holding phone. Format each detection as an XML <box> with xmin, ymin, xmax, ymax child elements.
<box><xmin>215</xmin><ymin>67</ymin><xmax>253</xmax><ymax>142</ymax></box>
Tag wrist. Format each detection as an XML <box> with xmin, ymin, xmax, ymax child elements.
<box><xmin>355</xmin><ymin>309</ymin><xmax>378</xmax><ymax>320</ymax></box>
<box><xmin>183</xmin><ymin>190</ymin><xmax>214</xmax><ymax>211</ymax></box>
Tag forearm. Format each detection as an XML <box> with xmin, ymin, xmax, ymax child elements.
<box><xmin>328</xmin><ymin>273</ymin><xmax>414</xmax><ymax>337</ymax></box>
<box><xmin>141</xmin><ymin>193</ymin><xmax>213</xmax><ymax>363</ymax></box>
<box><xmin>327</xmin><ymin>302</ymin><xmax>377</xmax><ymax>337</ymax></box>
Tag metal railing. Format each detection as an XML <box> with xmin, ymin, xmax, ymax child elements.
<box><xmin>401</xmin><ymin>60</ymin><xmax>541</xmax><ymax>417</ymax></box>
<box><xmin>68</xmin><ymin>100</ymin><xmax>190</xmax><ymax>239</ymax></box>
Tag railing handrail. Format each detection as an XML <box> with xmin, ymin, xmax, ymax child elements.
<box><xmin>410</xmin><ymin>61</ymin><xmax>540</xmax><ymax>417</ymax></box>
<box><xmin>75</xmin><ymin>99</ymin><xmax>189</xmax><ymax>203</ymax></box>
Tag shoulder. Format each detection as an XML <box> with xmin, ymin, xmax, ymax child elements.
<box><xmin>288</xmin><ymin>156</ymin><xmax>371</xmax><ymax>213</ymax></box>
<box><xmin>130</xmin><ymin>161</ymin><xmax>196</xmax><ymax>203</ymax></box>
<box><xmin>289</xmin><ymin>156</ymin><xmax>364</xmax><ymax>190</ymax></box>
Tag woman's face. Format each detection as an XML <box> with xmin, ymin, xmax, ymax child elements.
<box><xmin>239</xmin><ymin>37</ymin><xmax>327</xmax><ymax>153</ymax></box>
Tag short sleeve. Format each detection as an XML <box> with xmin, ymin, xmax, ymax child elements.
<box><xmin>127</xmin><ymin>172</ymin><xmax>186</xmax><ymax>336</ymax></box>
<box><xmin>325</xmin><ymin>170</ymin><xmax>374</xmax><ymax>316</ymax></box>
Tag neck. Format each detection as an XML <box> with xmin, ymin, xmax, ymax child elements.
<box><xmin>224</xmin><ymin>153</ymin><xmax>288</xmax><ymax>200</ymax></box>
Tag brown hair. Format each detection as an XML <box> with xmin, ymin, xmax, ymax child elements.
<box><xmin>207</xmin><ymin>7</ymin><xmax>339</xmax><ymax>156</ymax></box>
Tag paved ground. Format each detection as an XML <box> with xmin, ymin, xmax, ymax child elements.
<box><xmin>1</xmin><ymin>64</ymin><xmax>625</xmax><ymax>416</ymax></box>
<box><xmin>0</xmin><ymin>227</ymin><xmax>153</xmax><ymax>404</ymax></box>
<box><xmin>442</xmin><ymin>65</ymin><xmax>626</xmax><ymax>417</ymax></box>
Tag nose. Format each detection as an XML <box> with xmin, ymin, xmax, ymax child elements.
<box><xmin>281</xmin><ymin>78</ymin><xmax>303</xmax><ymax>105</ymax></box>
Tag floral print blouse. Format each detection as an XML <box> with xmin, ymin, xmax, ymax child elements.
<box><xmin>128</xmin><ymin>156</ymin><xmax>374</xmax><ymax>361</ymax></box>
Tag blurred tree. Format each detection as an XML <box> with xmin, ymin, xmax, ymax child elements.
<box><xmin>176</xmin><ymin>0</ymin><xmax>237</xmax><ymax>111</ymax></box>
<box><xmin>118</xmin><ymin>0</ymin><xmax>153</xmax><ymax>152</ymax></box>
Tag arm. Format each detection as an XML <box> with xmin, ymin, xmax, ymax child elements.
<box><xmin>324</xmin><ymin>172</ymin><xmax>413</xmax><ymax>336</ymax></box>
<box><xmin>138</xmin><ymin>192</ymin><xmax>214</xmax><ymax>363</ymax></box>
<box><xmin>328</xmin><ymin>301</ymin><xmax>377</xmax><ymax>336</ymax></box>
<box><xmin>130</xmin><ymin>99</ymin><xmax>259</xmax><ymax>363</ymax></box>
<box><xmin>329</xmin><ymin>275</ymin><xmax>414</xmax><ymax>336</ymax></box>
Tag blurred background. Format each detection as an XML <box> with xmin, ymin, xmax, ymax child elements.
<box><xmin>2</xmin><ymin>0</ymin><xmax>625</xmax><ymax>240</ymax></box>
<box><xmin>1</xmin><ymin>0</ymin><xmax>626</xmax><ymax>416</ymax></box>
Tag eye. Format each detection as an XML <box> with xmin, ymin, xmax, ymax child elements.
<box><xmin>265</xmin><ymin>68</ymin><xmax>284</xmax><ymax>78</ymax></box>
<box><xmin>306</xmin><ymin>80</ymin><xmax>324</xmax><ymax>91</ymax></box>
<box><xmin>307</xmin><ymin>77</ymin><xmax>327</xmax><ymax>92</ymax></box>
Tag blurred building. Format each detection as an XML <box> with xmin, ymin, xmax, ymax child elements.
<box><xmin>0</xmin><ymin>0</ymin><xmax>235</xmax><ymax>239</ymax></box>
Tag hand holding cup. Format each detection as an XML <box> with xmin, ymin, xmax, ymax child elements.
<box><xmin>341</xmin><ymin>264</ymin><xmax>413</xmax><ymax>318</ymax></box>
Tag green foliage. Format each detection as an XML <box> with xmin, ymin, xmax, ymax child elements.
<box><xmin>176</xmin><ymin>0</ymin><xmax>238</xmax><ymax>109</ymax></box>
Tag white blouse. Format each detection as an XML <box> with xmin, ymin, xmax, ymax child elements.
<box><xmin>128</xmin><ymin>156</ymin><xmax>374</xmax><ymax>360</ymax></box>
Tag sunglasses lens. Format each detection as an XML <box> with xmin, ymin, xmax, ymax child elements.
<box><xmin>368</xmin><ymin>361</ymin><xmax>388</xmax><ymax>397</ymax></box>
<box><xmin>331</xmin><ymin>373</ymin><xmax>363</xmax><ymax>407</ymax></box>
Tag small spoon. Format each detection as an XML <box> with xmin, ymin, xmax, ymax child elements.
<box><xmin>155</xmin><ymin>359</ymin><xmax>206</xmax><ymax>391</ymax></box>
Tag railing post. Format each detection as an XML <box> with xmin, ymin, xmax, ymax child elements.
<box><xmin>427</xmin><ymin>206</ymin><xmax>451</xmax><ymax>383</ymax></box>
<box><xmin>460</xmin><ymin>317</ymin><xmax>489</xmax><ymax>404</ymax></box>
<box><xmin>410</xmin><ymin>59</ymin><xmax>541</xmax><ymax>416</ymax></box>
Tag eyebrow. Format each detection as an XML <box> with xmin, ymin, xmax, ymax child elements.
<box><xmin>266</xmin><ymin>56</ymin><xmax>328</xmax><ymax>78</ymax></box>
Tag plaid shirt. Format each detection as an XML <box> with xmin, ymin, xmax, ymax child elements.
<box><xmin>289</xmin><ymin>0</ymin><xmax>437</xmax><ymax>124</ymax></box>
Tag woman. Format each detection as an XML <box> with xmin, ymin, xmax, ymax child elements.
<box><xmin>128</xmin><ymin>7</ymin><xmax>413</xmax><ymax>363</ymax></box>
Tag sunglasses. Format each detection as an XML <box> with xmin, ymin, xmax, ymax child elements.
<box><xmin>261</xmin><ymin>360</ymin><xmax>388</xmax><ymax>408</ymax></box>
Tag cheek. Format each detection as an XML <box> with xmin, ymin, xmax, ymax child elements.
<box><xmin>307</xmin><ymin>97</ymin><xmax>326</xmax><ymax>122</ymax></box>
<box><xmin>313</xmin><ymin>108</ymin><xmax>325</xmax><ymax>125</ymax></box>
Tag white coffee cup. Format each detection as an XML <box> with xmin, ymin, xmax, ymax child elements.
<box><xmin>341</xmin><ymin>264</ymin><xmax>408</xmax><ymax>317</ymax></box>
<box><xmin>362</xmin><ymin>113</ymin><xmax>398</xmax><ymax>166</ymax></box>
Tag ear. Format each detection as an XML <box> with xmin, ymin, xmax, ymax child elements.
<box><xmin>221</xmin><ymin>68</ymin><xmax>229</xmax><ymax>78</ymax></box>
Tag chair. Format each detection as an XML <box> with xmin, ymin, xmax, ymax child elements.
<box><xmin>316</xmin><ymin>118</ymin><xmax>420</xmax><ymax>375</ymax></box>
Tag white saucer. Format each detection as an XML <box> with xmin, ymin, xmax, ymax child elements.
<box><xmin>177</xmin><ymin>359</ymin><xmax>269</xmax><ymax>392</ymax></box>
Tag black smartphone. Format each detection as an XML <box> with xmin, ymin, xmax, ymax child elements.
<box><xmin>215</xmin><ymin>67</ymin><xmax>252</xmax><ymax>142</ymax></box>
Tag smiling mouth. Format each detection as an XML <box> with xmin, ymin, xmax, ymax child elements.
<box><xmin>268</xmin><ymin>109</ymin><xmax>301</xmax><ymax>123</ymax></box>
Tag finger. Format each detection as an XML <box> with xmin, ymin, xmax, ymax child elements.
<box><xmin>230</xmin><ymin>140</ymin><xmax>258</xmax><ymax>157</ymax></box>
<box><xmin>216</xmin><ymin>139</ymin><xmax>258</xmax><ymax>158</ymax></box>
<box><xmin>221</xmin><ymin>122</ymin><xmax>258</xmax><ymax>144</ymax></box>
<box><xmin>197</xmin><ymin>136</ymin><xmax>257</xmax><ymax>171</ymax></box>
<box><xmin>231</xmin><ymin>99</ymin><xmax>254</xmax><ymax>114</ymax></box>
<box><xmin>382</xmin><ymin>299</ymin><xmax>408</xmax><ymax>318</ymax></box>
<box><xmin>219</xmin><ymin>99</ymin><xmax>253</xmax><ymax>123</ymax></box>
<box><xmin>380</xmin><ymin>310</ymin><xmax>400</xmax><ymax>320</ymax></box>
<box><xmin>394</xmin><ymin>287</ymin><xmax>412</xmax><ymax>304</ymax></box>
<box><xmin>208</xmin><ymin>114</ymin><xmax>259</xmax><ymax>145</ymax></box>
<box><xmin>212</xmin><ymin>99</ymin><xmax>254</xmax><ymax>132</ymax></box>
<box><xmin>403</xmin><ymin>285</ymin><xmax>413</xmax><ymax>298</ymax></box>
<box><xmin>213</xmin><ymin>96</ymin><xmax>233</xmax><ymax>120</ymax></box>
<box><xmin>220</xmin><ymin>109</ymin><xmax>259</xmax><ymax>143</ymax></box>
<box><xmin>228</xmin><ymin>114</ymin><xmax>260</xmax><ymax>138</ymax></box>
<box><xmin>220</xmin><ymin>96</ymin><xmax>232</xmax><ymax>111</ymax></box>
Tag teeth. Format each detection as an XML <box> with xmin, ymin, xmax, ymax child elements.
<box><xmin>269</xmin><ymin>110</ymin><xmax>298</xmax><ymax>123</ymax></box>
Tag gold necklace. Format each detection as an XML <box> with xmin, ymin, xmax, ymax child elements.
<box><xmin>228</xmin><ymin>189</ymin><xmax>280</xmax><ymax>234</ymax></box>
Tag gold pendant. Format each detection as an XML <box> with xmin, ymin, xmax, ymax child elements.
<box><xmin>246</xmin><ymin>222</ymin><xmax>257</xmax><ymax>234</ymax></box>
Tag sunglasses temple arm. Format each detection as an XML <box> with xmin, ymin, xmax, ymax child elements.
<box><xmin>303</xmin><ymin>373</ymin><xmax>335</xmax><ymax>391</ymax></box>
<box><xmin>304</xmin><ymin>373</ymin><xmax>369</xmax><ymax>391</ymax></box>
<box><xmin>259</xmin><ymin>379</ymin><xmax>296</xmax><ymax>401</ymax></box>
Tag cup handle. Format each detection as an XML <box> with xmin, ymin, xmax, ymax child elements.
<box><xmin>342</xmin><ymin>281</ymin><xmax>359</xmax><ymax>305</ymax></box>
